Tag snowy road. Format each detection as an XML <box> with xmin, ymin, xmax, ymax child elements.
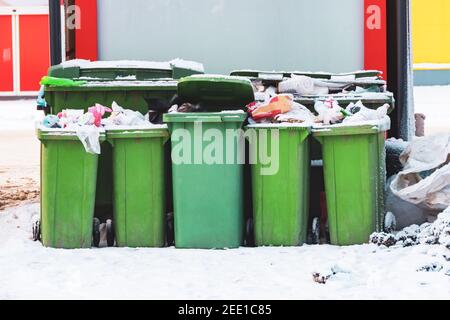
<box><xmin>0</xmin><ymin>203</ymin><xmax>448</xmax><ymax>300</ymax></box>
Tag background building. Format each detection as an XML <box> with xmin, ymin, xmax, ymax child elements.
<box><xmin>412</xmin><ymin>0</ymin><xmax>450</xmax><ymax>85</ymax></box>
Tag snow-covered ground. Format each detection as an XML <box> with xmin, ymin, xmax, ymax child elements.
<box><xmin>0</xmin><ymin>203</ymin><xmax>448</xmax><ymax>300</ymax></box>
<box><xmin>0</xmin><ymin>99</ymin><xmax>44</xmax><ymax>131</ymax></box>
<box><xmin>0</xmin><ymin>88</ymin><xmax>449</xmax><ymax>300</ymax></box>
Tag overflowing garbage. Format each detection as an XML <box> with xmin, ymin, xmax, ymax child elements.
<box><xmin>40</xmin><ymin>101</ymin><xmax>160</xmax><ymax>154</ymax></box>
<box><xmin>246</xmin><ymin>94</ymin><xmax>390</xmax><ymax>126</ymax></box>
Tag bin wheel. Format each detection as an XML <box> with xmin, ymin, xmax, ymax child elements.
<box><xmin>166</xmin><ymin>212</ymin><xmax>174</xmax><ymax>247</ymax></box>
<box><xmin>106</xmin><ymin>219</ymin><xmax>115</xmax><ymax>247</ymax></box>
<box><xmin>245</xmin><ymin>218</ymin><xmax>255</xmax><ymax>247</ymax></box>
<box><xmin>92</xmin><ymin>218</ymin><xmax>101</xmax><ymax>248</ymax></box>
<box><xmin>32</xmin><ymin>217</ymin><xmax>40</xmax><ymax>242</ymax></box>
<box><xmin>312</xmin><ymin>217</ymin><xmax>320</xmax><ymax>245</ymax></box>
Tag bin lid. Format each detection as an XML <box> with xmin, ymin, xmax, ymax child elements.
<box><xmin>48</xmin><ymin>59</ymin><xmax>204</xmax><ymax>81</ymax></box>
<box><xmin>44</xmin><ymin>80</ymin><xmax>179</xmax><ymax>91</ymax></box>
<box><xmin>246</xmin><ymin>123</ymin><xmax>312</xmax><ymax>131</ymax></box>
<box><xmin>36</xmin><ymin>127</ymin><xmax>106</xmax><ymax>141</ymax></box>
<box><xmin>230</xmin><ymin>70</ymin><xmax>383</xmax><ymax>80</ymax></box>
<box><xmin>312</xmin><ymin>117</ymin><xmax>391</xmax><ymax>136</ymax></box>
<box><xmin>106</xmin><ymin>126</ymin><xmax>169</xmax><ymax>139</ymax></box>
<box><xmin>294</xmin><ymin>93</ymin><xmax>395</xmax><ymax>113</ymax></box>
<box><xmin>177</xmin><ymin>75</ymin><xmax>255</xmax><ymax>110</ymax></box>
<box><xmin>164</xmin><ymin>111</ymin><xmax>247</xmax><ymax>123</ymax></box>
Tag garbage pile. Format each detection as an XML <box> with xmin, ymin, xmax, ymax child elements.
<box><xmin>40</xmin><ymin>101</ymin><xmax>157</xmax><ymax>154</ymax></box>
<box><xmin>246</xmin><ymin>95</ymin><xmax>390</xmax><ymax>126</ymax></box>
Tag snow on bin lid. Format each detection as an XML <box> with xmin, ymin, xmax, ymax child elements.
<box><xmin>312</xmin><ymin>116</ymin><xmax>392</xmax><ymax>135</ymax></box>
<box><xmin>177</xmin><ymin>75</ymin><xmax>255</xmax><ymax>110</ymax></box>
<box><xmin>230</xmin><ymin>69</ymin><xmax>383</xmax><ymax>80</ymax></box>
<box><xmin>59</xmin><ymin>59</ymin><xmax>204</xmax><ymax>72</ymax></box>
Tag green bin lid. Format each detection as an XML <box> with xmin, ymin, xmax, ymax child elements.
<box><xmin>48</xmin><ymin>59</ymin><xmax>204</xmax><ymax>81</ymax></box>
<box><xmin>230</xmin><ymin>70</ymin><xmax>383</xmax><ymax>80</ymax></box>
<box><xmin>106</xmin><ymin>126</ymin><xmax>169</xmax><ymax>139</ymax></box>
<box><xmin>177</xmin><ymin>75</ymin><xmax>255</xmax><ymax>110</ymax></box>
<box><xmin>312</xmin><ymin>118</ymin><xmax>391</xmax><ymax>136</ymax></box>
<box><xmin>164</xmin><ymin>111</ymin><xmax>247</xmax><ymax>123</ymax></box>
<box><xmin>37</xmin><ymin>128</ymin><xmax>106</xmax><ymax>141</ymax></box>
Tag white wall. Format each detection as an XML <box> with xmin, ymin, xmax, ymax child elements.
<box><xmin>97</xmin><ymin>0</ymin><xmax>364</xmax><ymax>74</ymax></box>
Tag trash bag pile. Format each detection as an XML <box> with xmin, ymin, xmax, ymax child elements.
<box><xmin>40</xmin><ymin>101</ymin><xmax>155</xmax><ymax>154</ymax></box>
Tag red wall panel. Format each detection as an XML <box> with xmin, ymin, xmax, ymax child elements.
<box><xmin>364</xmin><ymin>0</ymin><xmax>387</xmax><ymax>79</ymax></box>
<box><xmin>19</xmin><ymin>14</ymin><xmax>50</xmax><ymax>92</ymax></box>
<box><xmin>0</xmin><ymin>15</ymin><xmax>14</xmax><ymax>92</ymax></box>
<box><xmin>75</xmin><ymin>0</ymin><xmax>98</xmax><ymax>61</ymax></box>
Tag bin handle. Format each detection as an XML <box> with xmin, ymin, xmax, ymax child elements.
<box><xmin>185</xmin><ymin>116</ymin><xmax>223</xmax><ymax>123</ymax></box>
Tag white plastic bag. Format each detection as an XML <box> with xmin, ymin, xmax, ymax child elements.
<box><xmin>390</xmin><ymin>134</ymin><xmax>450</xmax><ymax>212</ymax></box>
<box><xmin>274</xmin><ymin>102</ymin><xmax>314</xmax><ymax>124</ymax></box>
<box><xmin>344</xmin><ymin>101</ymin><xmax>389</xmax><ymax>123</ymax></box>
<box><xmin>102</xmin><ymin>101</ymin><xmax>148</xmax><ymax>126</ymax></box>
<box><xmin>76</xmin><ymin>125</ymin><xmax>101</xmax><ymax>155</ymax></box>
<box><xmin>279</xmin><ymin>75</ymin><xmax>316</xmax><ymax>95</ymax></box>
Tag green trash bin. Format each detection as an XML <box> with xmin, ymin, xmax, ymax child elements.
<box><xmin>42</xmin><ymin>60</ymin><xmax>204</xmax><ymax>224</ymax></box>
<box><xmin>107</xmin><ymin>126</ymin><xmax>169</xmax><ymax>247</ymax></box>
<box><xmin>313</xmin><ymin>119</ymin><xmax>390</xmax><ymax>246</ymax></box>
<box><xmin>38</xmin><ymin>128</ymin><xmax>105</xmax><ymax>249</ymax></box>
<box><xmin>247</xmin><ymin>124</ymin><xmax>311</xmax><ymax>246</ymax></box>
<box><xmin>164</xmin><ymin>75</ymin><xmax>254</xmax><ymax>249</ymax></box>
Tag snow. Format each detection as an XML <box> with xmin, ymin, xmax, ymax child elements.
<box><xmin>81</xmin><ymin>80</ymin><xmax>178</xmax><ymax>87</ymax></box>
<box><xmin>231</xmin><ymin>69</ymin><xmax>382</xmax><ymax>77</ymax></box>
<box><xmin>414</xmin><ymin>86</ymin><xmax>450</xmax><ymax>136</ymax></box>
<box><xmin>59</xmin><ymin>59</ymin><xmax>205</xmax><ymax>73</ymax></box>
<box><xmin>0</xmin><ymin>203</ymin><xmax>448</xmax><ymax>300</ymax></box>
<box><xmin>312</xmin><ymin>116</ymin><xmax>392</xmax><ymax>132</ymax></box>
<box><xmin>247</xmin><ymin>123</ymin><xmax>312</xmax><ymax>129</ymax></box>
<box><xmin>187</xmin><ymin>74</ymin><xmax>252</xmax><ymax>83</ymax></box>
<box><xmin>104</xmin><ymin>124</ymin><xmax>168</xmax><ymax>131</ymax></box>
<box><xmin>169</xmin><ymin>58</ymin><xmax>205</xmax><ymax>73</ymax></box>
<box><xmin>0</xmin><ymin>99</ymin><xmax>44</xmax><ymax>131</ymax></box>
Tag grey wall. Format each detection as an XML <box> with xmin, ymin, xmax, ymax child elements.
<box><xmin>97</xmin><ymin>0</ymin><xmax>364</xmax><ymax>74</ymax></box>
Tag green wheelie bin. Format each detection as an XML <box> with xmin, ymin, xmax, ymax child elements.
<box><xmin>41</xmin><ymin>60</ymin><xmax>204</xmax><ymax>226</ymax></box>
<box><xmin>163</xmin><ymin>75</ymin><xmax>254</xmax><ymax>249</ymax></box>
<box><xmin>312</xmin><ymin>119</ymin><xmax>390</xmax><ymax>246</ymax></box>
<box><xmin>247</xmin><ymin>124</ymin><xmax>311</xmax><ymax>246</ymax></box>
<box><xmin>106</xmin><ymin>126</ymin><xmax>169</xmax><ymax>247</ymax></box>
<box><xmin>38</xmin><ymin>128</ymin><xmax>105</xmax><ymax>249</ymax></box>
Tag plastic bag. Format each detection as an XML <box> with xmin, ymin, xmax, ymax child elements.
<box><xmin>102</xmin><ymin>101</ymin><xmax>147</xmax><ymax>126</ymax></box>
<box><xmin>76</xmin><ymin>125</ymin><xmax>101</xmax><ymax>155</ymax></box>
<box><xmin>343</xmin><ymin>101</ymin><xmax>389</xmax><ymax>123</ymax></box>
<box><xmin>278</xmin><ymin>75</ymin><xmax>329</xmax><ymax>95</ymax></box>
<box><xmin>390</xmin><ymin>134</ymin><xmax>450</xmax><ymax>212</ymax></box>
<box><xmin>248</xmin><ymin>94</ymin><xmax>293</xmax><ymax>121</ymax></box>
<box><xmin>314</xmin><ymin>98</ymin><xmax>345</xmax><ymax>125</ymax></box>
<box><xmin>274</xmin><ymin>102</ymin><xmax>315</xmax><ymax>124</ymax></box>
